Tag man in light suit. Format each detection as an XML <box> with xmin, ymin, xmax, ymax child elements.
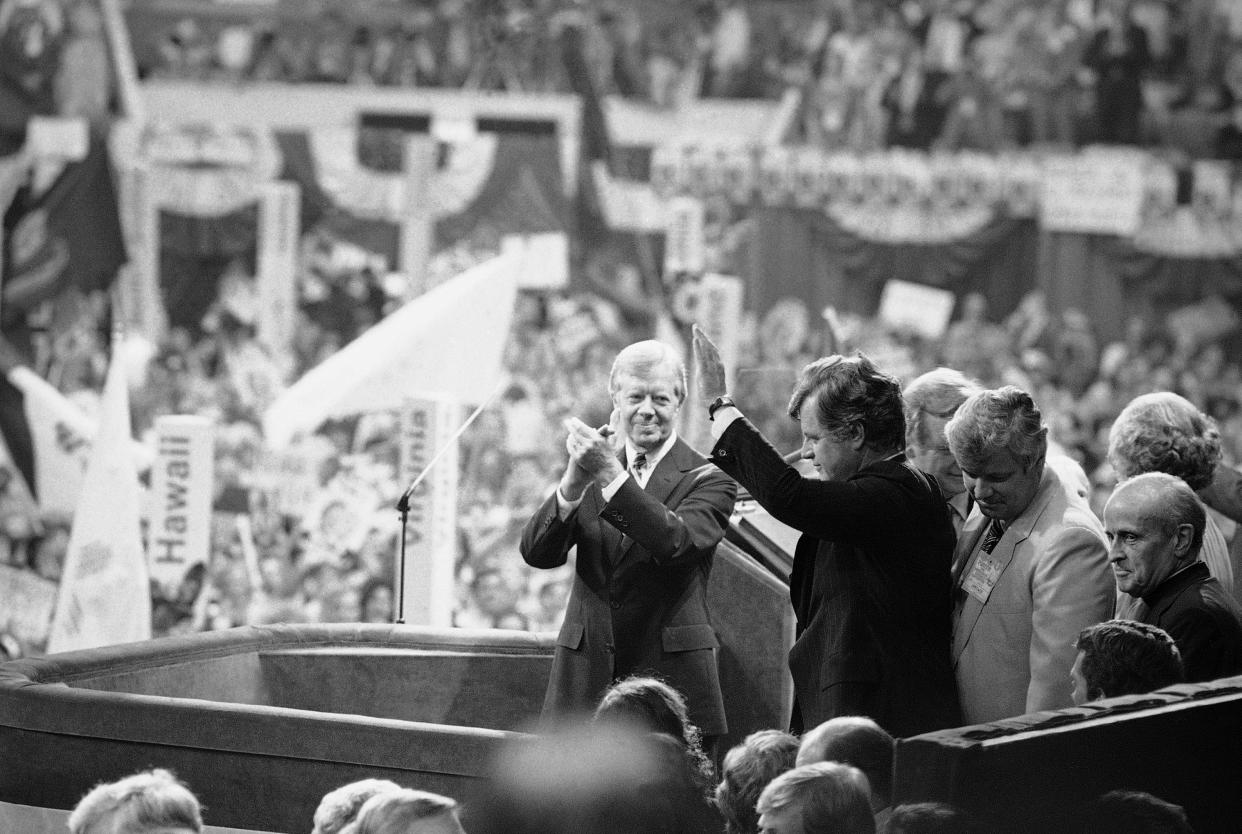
<box><xmin>946</xmin><ymin>386</ymin><xmax>1113</xmax><ymax>724</ymax></box>
<box><xmin>520</xmin><ymin>340</ymin><xmax>737</xmax><ymax>738</ymax></box>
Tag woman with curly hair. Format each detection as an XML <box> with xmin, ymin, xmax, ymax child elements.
<box><xmin>1108</xmin><ymin>392</ymin><xmax>1237</xmax><ymax>612</ymax></box>
<box><xmin>593</xmin><ymin>675</ymin><xmax>717</xmax><ymax>803</ymax></box>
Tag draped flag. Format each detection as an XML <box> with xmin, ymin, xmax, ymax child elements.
<box><xmin>263</xmin><ymin>253</ymin><xmax>520</xmax><ymax>448</ymax></box>
<box><xmin>46</xmin><ymin>345</ymin><xmax>150</xmax><ymax>653</ymax></box>
<box><xmin>1</xmin><ymin>133</ymin><xmax>126</xmax><ymax>315</ymax></box>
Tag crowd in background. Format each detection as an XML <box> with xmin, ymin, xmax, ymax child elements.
<box><xmin>6</xmin><ymin>247</ymin><xmax>1239</xmax><ymax>651</ymax></box>
<box><xmin>129</xmin><ymin>0</ymin><xmax>1242</xmax><ymax>155</ymax></box>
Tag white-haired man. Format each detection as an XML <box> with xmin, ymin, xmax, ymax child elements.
<box><xmin>521</xmin><ymin>340</ymin><xmax>737</xmax><ymax>738</ymax></box>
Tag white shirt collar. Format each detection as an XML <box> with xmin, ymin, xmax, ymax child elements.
<box><xmin>627</xmin><ymin>432</ymin><xmax>678</xmax><ymax>476</ymax></box>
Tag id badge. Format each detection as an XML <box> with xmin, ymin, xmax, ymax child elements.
<box><xmin>963</xmin><ymin>554</ymin><xmax>1004</xmax><ymax>603</ymax></box>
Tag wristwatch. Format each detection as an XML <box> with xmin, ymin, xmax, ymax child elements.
<box><xmin>708</xmin><ymin>395</ymin><xmax>736</xmax><ymax>421</ymax></box>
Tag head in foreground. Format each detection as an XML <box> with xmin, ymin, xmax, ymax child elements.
<box><xmin>68</xmin><ymin>768</ymin><xmax>203</xmax><ymax>834</ymax></box>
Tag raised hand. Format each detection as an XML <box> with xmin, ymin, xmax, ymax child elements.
<box><xmin>692</xmin><ymin>324</ymin><xmax>728</xmax><ymax>405</ymax></box>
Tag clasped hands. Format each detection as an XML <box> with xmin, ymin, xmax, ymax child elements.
<box><xmin>559</xmin><ymin>413</ymin><xmax>624</xmax><ymax>500</ymax></box>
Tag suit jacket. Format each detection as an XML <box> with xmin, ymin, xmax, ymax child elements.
<box><xmin>1141</xmin><ymin>561</ymin><xmax>1242</xmax><ymax>684</ymax></box>
<box><xmin>712</xmin><ymin>417</ymin><xmax>960</xmax><ymax>738</ymax></box>
<box><xmin>952</xmin><ymin>464</ymin><xmax>1113</xmax><ymax>724</ymax></box>
<box><xmin>520</xmin><ymin>437</ymin><xmax>737</xmax><ymax>735</ymax></box>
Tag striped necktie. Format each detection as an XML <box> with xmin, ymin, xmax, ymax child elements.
<box><xmin>980</xmin><ymin>517</ymin><xmax>1005</xmax><ymax>554</ymax></box>
<box><xmin>631</xmin><ymin>452</ymin><xmax>647</xmax><ymax>478</ymax></box>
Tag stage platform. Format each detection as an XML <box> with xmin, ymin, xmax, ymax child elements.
<box><xmin>0</xmin><ymin>536</ymin><xmax>795</xmax><ymax>832</ymax></box>
<box><xmin>0</xmin><ymin>625</ymin><xmax>549</xmax><ymax>832</ymax></box>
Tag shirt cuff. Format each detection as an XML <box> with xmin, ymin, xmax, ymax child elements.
<box><xmin>555</xmin><ymin>487</ymin><xmax>583</xmax><ymax>520</ymax></box>
<box><xmin>600</xmin><ymin>470</ymin><xmax>631</xmax><ymax>502</ymax></box>
<box><xmin>710</xmin><ymin>406</ymin><xmax>742</xmax><ymax>441</ymax></box>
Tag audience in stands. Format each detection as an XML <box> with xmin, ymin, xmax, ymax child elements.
<box><xmin>946</xmin><ymin>386</ymin><xmax>1114</xmax><ymax>723</ymax></box>
<box><xmin>1070</xmin><ymin>619</ymin><xmax>1185</xmax><ymax>704</ymax></box>
<box><xmin>312</xmin><ymin>778</ymin><xmax>401</xmax><ymax>834</ymax></box>
<box><xmin>120</xmin><ymin>0</ymin><xmax>1242</xmax><ymax>151</ymax></box>
<box><xmin>715</xmin><ymin>728</ymin><xmax>800</xmax><ymax>834</ymax></box>
<box><xmin>796</xmin><ymin>716</ymin><xmax>895</xmax><ymax>829</ymax></box>
<box><xmin>755</xmin><ymin>760</ymin><xmax>876</xmax><ymax>834</ymax></box>
<box><xmin>68</xmin><ymin>768</ymin><xmax>203</xmax><ymax>834</ymax></box>
<box><xmin>1102</xmin><ymin>473</ymin><xmax>1242</xmax><ymax>683</ymax></box>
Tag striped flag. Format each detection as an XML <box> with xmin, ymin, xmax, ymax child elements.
<box><xmin>46</xmin><ymin>343</ymin><xmax>150</xmax><ymax>653</ymax></box>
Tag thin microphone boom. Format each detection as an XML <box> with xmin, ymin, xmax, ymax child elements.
<box><xmin>393</xmin><ymin>380</ymin><xmax>506</xmax><ymax>624</ymax></box>
<box><xmin>396</xmin><ymin>381</ymin><xmax>507</xmax><ymax>511</ymax></box>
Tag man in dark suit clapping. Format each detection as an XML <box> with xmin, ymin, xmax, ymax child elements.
<box><xmin>521</xmin><ymin>340</ymin><xmax>737</xmax><ymax>740</ymax></box>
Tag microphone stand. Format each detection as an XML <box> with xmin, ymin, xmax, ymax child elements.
<box><xmin>392</xmin><ymin>381</ymin><xmax>506</xmax><ymax>624</ymax></box>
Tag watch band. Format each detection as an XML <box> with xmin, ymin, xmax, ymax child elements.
<box><xmin>708</xmin><ymin>395</ymin><xmax>736</xmax><ymax>421</ymax></box>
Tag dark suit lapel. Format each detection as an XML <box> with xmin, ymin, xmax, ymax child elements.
<box><xmin>614</xmin><ymin>439</ymin><xmax>700</xmax><ymax>564</ymax></box>
<box><xmin>643</xmin><ymin>446</ymin><xmax>686</xmax><ymax>506</ymax></box>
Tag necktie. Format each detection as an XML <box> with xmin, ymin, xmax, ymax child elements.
<box><xmin>631</xmin><ymin>452</ymin><xmax>647</xmax><ymax>478</ymax></box>
<box><xmin>980</xmin><ymin>517</ymin><xmax>1005</xmax><ymax>554</ymax></box>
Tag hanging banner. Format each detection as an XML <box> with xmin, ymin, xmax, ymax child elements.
<box><xmin>397</xmin><ymin>395</ymin><xmax>459</xmax><ymax>627</ymax></box>
<box><xmin>146</xmin><ymin>415</ymin><xmax>215</xmax><ymax>597</ymax></box>
<box><xmin>257</xmin><ymin>180</ymin><xmax>300</xmax><ymax>361</ymax></box>
<box><xmin>1038</xmin><ymin>153</ymin><xmax>1145</xmax><ymax>236</ymax></box>
<box><xmin>114</xmin><ymin>162</ymin><xmax>166</xmax><ymax>341</ymax></box>
<box><xmin>664</xmin><ymin>196</ymin><xmax>705</xmax><ymax>276</ymax></box>
<box><xmin>401</xmin><ymin>134</ymin><xmax>436</xmax><ymax>298</ymax></box>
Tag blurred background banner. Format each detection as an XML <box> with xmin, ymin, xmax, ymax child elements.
<box><xmin>262</xmin><ymin>252</ymin><xmax>520</xmax><ymax>448</ymax></box>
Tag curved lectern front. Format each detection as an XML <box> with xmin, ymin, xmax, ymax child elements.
<box><xmin>0</xmin><ymin>624</ymin><xmax>554</xmax><ymax>833</ymax></box>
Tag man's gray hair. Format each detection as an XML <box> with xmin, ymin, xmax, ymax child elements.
<box><xmin>756</xmin><ymin>761</ymin><xmax>875</xmax><ymax>834</ymax></box>
<box><xmin>609</xmin><ymin>340</ymin><xmax>687</xmax><ymax>402</ymax></box>
<box><xmin>1108</xmin><ymin>392</ymin><xmax>1222</xmax><ymax>491</ymax></box>
<box><xmin>312</xmin><ymin>779</ymin><xmax>402</xmax><ymax>834</ymax></box>
<box><xmin>903</xmin><ymin>367</ymin><xmax>982</xmax><ymax>451</ymax></box>
<box><xmin>68</xmin><ymin>768</ymin><xmax>203</xmax><ymax>834</ymax></box>
<box><xmin>342</xmin><ymin>788</ymin><xmax>459</xmax><ymax>834</ymax></box>
<box><xmin>945</xmin><ymin>386</ymin><xmax>1047</xmax><ymax>473</ymax></box>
